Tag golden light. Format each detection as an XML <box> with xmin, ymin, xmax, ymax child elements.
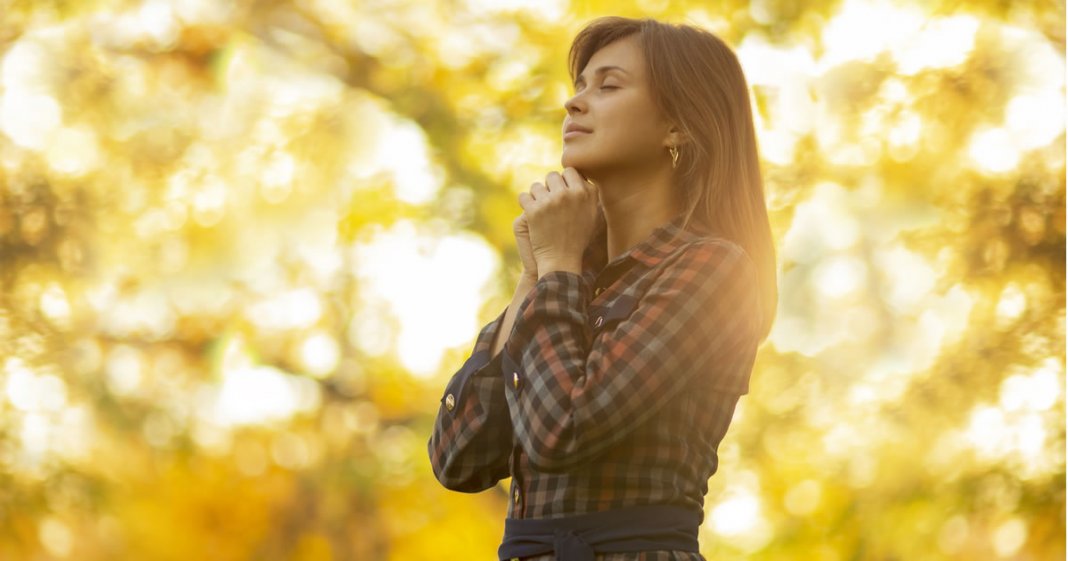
<box><xmin>992</xmin><ymin>517</ymin><xmax>1029</xmax><ymax>557</ymax></box>
<box><xmin>0</xmin><ymin>1</ymin><xmax>1061</xmax><ymax>558</ymax></box>
<box><xmin>8</xmin><ymin>369</ymin><xmax>66</xmax><ymax>415</ymax></box>
<box><xmin>45</xmin><ymin>124</ymin><xmax>101</xmax><ymax>176</ymax></box>
<box><xmin>969</xmin><ymin>127</ymin><xmax>1021</xmax><ymax>174</ymax></box>
<box><xmin>737</xmin><ymin>34</ymin><xmax>817</xmax><ymax>165</ymax></box>
<box><xmin>820</xmin><ymin>0</ymin><xmax>924</xmax><ymax>67</ymax></box>
<box><xmin>213</xmin><ymin>364</ymin><xmax>320</xmax><ymax>427</ymax></box>
<box><xmin>891</xmin><ymin>15</ymin><xmax>979</xmax><ymax>75</ymax></box>
<box><xmin>233</xmin><ymin>438</ymin><xmax>268</xmax><ymax>477</ymax></box>
<box><xmin>461</xmin><ymin>0</ymin><xmax>567</xmax><ymax>20</ymax></box>
<box><xmin>270</xmin><ymin>430</ymin><xmax>322</xmax><ymax>470</ymax></box>
<box><xmin>938</xmin><ymin>515</ymin><xmax>970</xmax><ymax>554</ymax></box>
<box><xmin>246</xmin><ymin>288</ymin><xmax>323</xmax><ymax>331</ymax></box>
<box><xmin>706</xmin><ymin>480</ymin><xmax>773</xmax><ymax>553</ymax></box>
<box><xmin>1006</xmin><ymin>90</ymin><xmax>1066</xmax><ymax>150</ymax></box>
<box><xmin>298</xmin><ymin>331</ymin><xmax>341</xmax><ymax>379</ymax></box>
<box><xmin>814</xmin><ymin>255</ymin><xmax>868</xmax><ymax>299</ymax></box>
<box><xmin>995</xmin><ymin>282</ymin><xmax>1028</xmax><ymax>325</ymax></box>
<box><xmin>38</xmin><ymin>516</ymin><xmax>73</xmax><ymax>558</ymax></box>
<box><xmin>104</xmin><ymin>344</ymin><xmax>146</xmax><ymax>398</ymax></box>
<box><xmin>0</xmin><ymin>90</ymin><xmax>63</xmax><ymax>150</ymax></box>
<box><xmin>375</xmin><ymin>120</ymin><xmax>442</xmax><ymax>204</ymax></box>
<box><xmin>488</xmin><ymin>123</ymin><xmax>559</xmax><ymax>182</ymax></box>
<box><xmin>783</xmin><ymin>479</ymin><xmax>823</xmax><ymax>516</ymax></box>
<box><xmin>38</xmin><ymin>282</ymin><xmax>72</xmax><ymax>329</ymax></box>
<box><xmin>351</xmin><ymin>221</ymin><xmax>499</xmax><ymax>378</ymax></box>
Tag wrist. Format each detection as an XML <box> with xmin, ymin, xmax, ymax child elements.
<box><xmin>538</xmin><ymin>259</ymin><xmax>582</xmax><ymax>279</ymax></box>
<box><xmin>517</xmin><ymin>274</ymin><xmax>539</xmax><ymax>297</ymax></box>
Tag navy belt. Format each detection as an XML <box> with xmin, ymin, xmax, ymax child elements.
<box><xmin>497</xmin><ymin>503</ymin><xmax>702</xmax><ymax>561</ymax></box>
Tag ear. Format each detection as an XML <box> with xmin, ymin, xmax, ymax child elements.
<box><xmin>662</xmin><ymin>125</ymin><xmax>688</xmax><ymax>148</ymax></box>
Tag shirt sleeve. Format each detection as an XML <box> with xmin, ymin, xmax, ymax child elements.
<box><xmin>427</xmin><ymin>305</ymin><xmax>516</xmax><ymax>492</ymax></box>
<box><xmin>501</xmin><ymin>239</ymin><xmax>761</xmax><ymax>473</ymax></box>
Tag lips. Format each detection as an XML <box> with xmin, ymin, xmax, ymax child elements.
<box><xmin>565</xmin><ymin>123</ymin><xmax>592</xmax><ymax>134</ymax></box>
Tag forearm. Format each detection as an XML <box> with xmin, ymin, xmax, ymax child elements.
<box><xmin>490</xmin><ymin>275</ymin><xmax>538</xmax><ymax>358</ymax></box>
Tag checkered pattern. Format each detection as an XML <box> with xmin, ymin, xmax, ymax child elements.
<box><xmin>515</xmin><ymin>551</ymin><xmax>698</xmax><ymax>561</ymax></box>
<box><xmin>429</xmin><ymin>208</ymin><xmax>762</xmax><ymax>560</ymax></box>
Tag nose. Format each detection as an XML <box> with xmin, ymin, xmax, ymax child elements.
<box><xmin>563</xmin><ymin>90</ymin><xmax>585</xmax><ymax>115</ymax></box>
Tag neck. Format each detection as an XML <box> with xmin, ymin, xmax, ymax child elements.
<box><xmin>592</xmin><ymin>166</ymin><xmax>682</xmax><ymax>263</ymax></box>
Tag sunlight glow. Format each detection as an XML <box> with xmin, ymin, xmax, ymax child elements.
<box><xmin>820</xmin><ymin>0</ymin><xmax>924</xmax><ymax>68</ymax></box>
<box><xmin>965</xmin><ymin>403</ymin><xmax>1049</xmax><ymax>468</ymax></box>
<box><xmin>1000</xmin><ymin>358</ymin><xmax>1062</xmax><ymax>412</ymax></box>
<box><xmin>246</xmin><ymin>288</ymin><xmax>322</xmax><ymax>331</ymax></box>
<box><xmin>376</xmin><ymin>119</ymin><xmax>443</xmax><ymax>204</ymax></box>
<box><xmin>993</xmin><ymin>517</ymin><xmax>1028</xmax><ymax>557</ymax></box>
<box><xmin>968</xmin><ymin>127</ymin><xmax>1021</xmax><ymax>174</ymax></box>
<box><xmin>38</xmin><ymin>282</ymin><xmax>72</xmax><ymax>329</ymax></box>
<box><xmin>462</xmin><ymin>0</ymin><xmax>566</xmax><ymax>20</ymax></box>
<box><xmin>875</xmin><ymin>246</ymin><xmax>937</xmax><ymax>310</ymax></box>
<box><xmin>709</xmin><ymin>492</ymin><xmax>760</xmax><ymax>535</ymax></box>
<box><xmin>213</xmin><ymin>364</ymin><xmax>320</xmax><ymax>427</ymax></box>
<box><xmin>938</xmin><ymin>515</ymin><xmax>970</xmax><ymax>554</ymax></box>
<box><xmin>299</xmin><ymin>331</ymin><xmax>341</xmax><ymax>379</ymax></box>
<box><xmin>783</xmin><ymin>479</ymin><xmax>822</xmax><ymax>515</ymax></box>
<box><xmin>0</xmin><ymin>1</ymin><xmax>1061</xmax><ymax>557</ymax></box>
<box><xmin>38</xmin><ymin>516</ymin><xmax>73</xmax><ymax>558</ymax></box>
<box><xmin>886</xmin><ymin>109</ymin><xmax>922</xmax><ymax>161</ymax></box>
<box><xmin>1006</xmin><ymin>90</ymin><xmax>1066</xmax><ymax>150</ymax></box>
<box><xmin>891</xmin><ymin>15</ymin><xmax>979</xmax><ymax>75</ymax></box>
<box><xmin>105</xmin><ymin>345</ymin><xmax>145</xmax><ymax>398</ymax></box>
<box><xmin>436</xmin><ymin>22</ymin><xmax>522</xmax><ymax>70</ymax></box>
<box><xmin>781</xmin><ymin>182</ymin><xmax>862</xmax><ymax>261</ymax></box>
<box><xmin>0</xmin><ymin>90</ymin><xmax>62</xmax><ymax>150</ymax></box>
<box><xmin>706</xmin><ymin>478</ymin><xmax>774</xmax><ymax>553</ymax></box>
<box><xmin>737</xmin><ymin>34</ymin><xmax>817</xmax><ymax>165</ymax></box>
<box><xmin>995</xmin><ymin>282</ymin><xmax>1027</xmax><ymax>324</ymax></box>
<box><xmin>4</xmin><ymin>358</ymin><xmax>67</xmax><ymax>413</ymax></box>
<box><xmin>45</xmin><ymin>124</ymin><xmax>101</xmax><ymax>176</ymax></box>
<box><xmin>814</xmin><ymin>256</ymin><xmax>868</xmax><ymax>298</ymax></box>
<box><xmin>352</xmin><ymin>220</ymin><xmax>499</xmax><ymax>378</ymax></box>
<box><xmin>490</xmin><ymin>123</ymin><xmax>559</xmax><ymax>182</ymax></box>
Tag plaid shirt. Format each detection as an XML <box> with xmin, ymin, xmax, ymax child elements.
<box><xmin>428</xmin><ymin>207</ymin><xmax>763</xmax><ymax>561</ymax></box>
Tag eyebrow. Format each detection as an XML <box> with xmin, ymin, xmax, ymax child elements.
<box><xmin>574</xmin><ymin>65</ymin><xmax>629</xmax><ymax>86</ymax></box>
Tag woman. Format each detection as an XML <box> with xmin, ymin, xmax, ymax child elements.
<box><xmin>428</xmin><ymin>15</ymin><xmax>778</xmax><ymax>561</ymax></box>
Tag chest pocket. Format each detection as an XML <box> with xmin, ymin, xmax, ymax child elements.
<box><xmin>590</xmin><ymin>293</ymin><xmax>638</xmax><ymax>335</ymax></box>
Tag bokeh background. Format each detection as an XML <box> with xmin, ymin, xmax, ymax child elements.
<box><xmin>0</xmin><ymin>0</ymin><xmax>1064</xmax><ymax>559</ymax></box>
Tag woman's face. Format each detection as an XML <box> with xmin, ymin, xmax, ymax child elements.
<box><xmin>561</xmin><ymin>35</ymin><xmax>669</xmax><ymax>179</ymax></box>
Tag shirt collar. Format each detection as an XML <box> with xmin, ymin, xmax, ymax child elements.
<box><xmin>582</xmin><ymin>205</ymin><xmax>713</xmax><ymax>275</ymax></box>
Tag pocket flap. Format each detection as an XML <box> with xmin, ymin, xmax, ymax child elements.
<box><xmin>591</xmin><ymin>293</ymin><xmax>638</xmax><ymax>331</ymax></box>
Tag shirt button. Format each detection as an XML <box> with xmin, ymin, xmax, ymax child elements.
<box><xmin>594</xmin><ymin>316</ymin><xmax>604</xmax><ymax>328</ymax></box>
<box><xmin>444</xmin><ymin>394</ymin><xmax>455</xmax><ymax>411</ymax></box>
<box><xmin>513</xmin><ymin>371</ymin><xmax>520</xmax><ymax>390</ymax></box>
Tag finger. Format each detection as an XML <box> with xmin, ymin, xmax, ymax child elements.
<box><xmin>545</xmin><ymin>170</ymin><xmax>566</xmax><ymax>192</ymax></box>
<box><xmin>518</xmin><ymin>191</ymin><xmax>533</xmax><ymax>211</ymax></box>
<box><xmin>530</xmin><ymin>181</ymin><xmax>548</xmax><ymax>200</ymax></box>
<box><xmin>561</xmin><ymin>167</ymin><xmax>587</xmax><ymax>197</ymax></box>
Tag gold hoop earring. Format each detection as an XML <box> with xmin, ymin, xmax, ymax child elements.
<box><xmin>669</xmin><ymin>145</ymin><xmax>679</xmax><ymax>169</ymax></box>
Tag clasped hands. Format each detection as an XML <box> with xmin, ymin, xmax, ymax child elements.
<box><xmin>513</xmin><ymin>167</ymin><xmax>600</xmax><ymax>283</ymax></box>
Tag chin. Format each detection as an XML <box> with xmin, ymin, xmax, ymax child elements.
<box><xmin>560</xmin><ymin>152</ymin><xmax>599</xmax><ymax>180</ymax></box>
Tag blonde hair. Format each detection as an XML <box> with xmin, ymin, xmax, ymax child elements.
<box><xmin>568</xmin><ymin>16</ymin><xmax>779</xmax><ymax>341</ymax></box>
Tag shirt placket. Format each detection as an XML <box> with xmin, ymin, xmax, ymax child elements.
<box><xmin>511</xmin><ymin>445</ymin><xmax>523</xmax><ymax>516</ymax></box>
